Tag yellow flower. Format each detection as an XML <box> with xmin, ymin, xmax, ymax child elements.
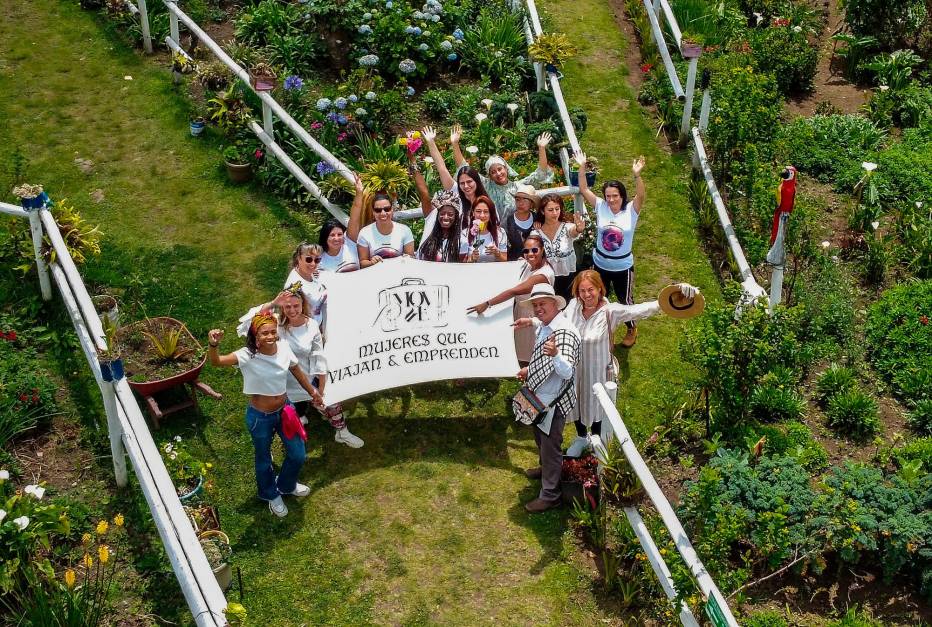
<box><xmin>64</xmin><ymin>569</ymin><xmax>76</xmax><ymax>588</ymax></box>
<box><xmin>412</xmin><ymin>131</ymin><xmax>421</xmax><ymax>139</ymax></box>
<box><xmin>113</xmin><ymin>514</ymin><xmax>124</xmax><ymax>527</ymax></box>
<box><xmin>83</xmin><ymin>554</ymin><xmax>93</xmax><ymax>568</ymax></box>
<box><xmin>205</xmin><ymin>463</ymin><xmax>213</xmax><ymax>470</ymax></box>
<box><xmin>96</xmin><ymin>520</ymin><xmax>108</xmax><ymax>535</ymax></box>
<box><xmin>98</xmin><ymin>545</ymin><xmax>110</xmax><ymax>564</ymax></box>
<box><xmin>397</xmin><ymin>137</ymin><xmax>408</xmax><ymax>146</ymax></box>
<box><xmin>477</xmin><ymin>220</ymin><xmax>486</xmax><ymax>233</ymax></box>
<box><xmin>81</xmin><ymin>532</ymin><xmax>92</xmax><ymax>546</ymax></box>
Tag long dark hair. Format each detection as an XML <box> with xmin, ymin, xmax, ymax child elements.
<box><xmin>419</xmin><ymin>205</ymin><xmax>462</xmax><ymax>263</ymax></box>
<box><xmin>318</xmin><ymin>219</ymin><xmax>346</xmax><ymax>251</ymax></box>
<box><xmin>457</xmin><ymin>166</ymin><xmax>489</xmax><ymax>229</ymax></box>
<box><xmin>464</xmin><ymin>195</ymin><xmax>502</xmax><ymax>246</ymax></box>
<box><xmin>602</xmin><ymin>180</ymin><xmax>628</xmax><ymax>207</ymax></box>
<box><xmin>536</xmin><ymin>193</ymin><xmax>570</xmax><ymax>224</ymax></box>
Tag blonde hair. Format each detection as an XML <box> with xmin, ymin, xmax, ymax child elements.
<box><xmin>571</xmin><ymin>269</ymin><xmax>607</xmax><ymax>300</ymax></box>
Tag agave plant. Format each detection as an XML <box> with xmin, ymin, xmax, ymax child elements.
<box><xmin>44</xmin><ymin>200</ymin><xmax>102</xmax><ymax>266</ymax></box>
<box><xmin>360</xmin><ymin>159</ymin><xmax>410</xmax><ymax>198</ymax></box>
<box><xmin>143</xmin><ymin>324</ymin><xmax>193</xmax><ymax>362</ymax></box>
<box><xmin>528</xmin><ymin>32</ymin><xmax>577</xmax><ymax>69</ymax></box>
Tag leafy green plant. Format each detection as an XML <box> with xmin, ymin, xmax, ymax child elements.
<box><xmin>779</xmin><ymin>114</ymin><xmax>886</xmax><ymax>183</ymax></box>
<box><xmin>208</xmin><ymin>89</ymin><xmax>251</xmax><ymax>133</ymax></box>
<box><xmin>459</xmin><ymin>4</ymin><xmax>529</xmax><ymax>85</ymax></box>
<box><xmin>815</xmin><ymin>364</ymin><xmax>857</xmax><ymax>406</ymax></box>
<box><xmin>907</xmin><ymin>399</ymin><xmax>932</xmax><ymax>435</ymax></box>
<box><xmin>749</xmin><ymin>383</ymin><xmax>806</xmax><ymax>423</ymax></box>
<box><xmin>142</xmin><ymin>324</ymin><xmax>192</xmax><ymax>362</ymax></box>
<box><xmin>840</xmin><ymin>0</ymin><xmax>927</xmax><ymax>50</ymax></box>
<box><xmin>826</xmin><ymin>389</ymin><xmax>880</xmax><ymax>439</ymax></box>
<box><xmin>0</xmin><ymin>326</ymin><xmax>58</xmax><ymax>448</ymax></box>
<box><xmin>864</xmin><ymin>49</ymin><xmax>923</xmax><ymax>92</ymax></box>
<box><xmin>528</xmin><ymin>32</ymin><xmax>577</xmax><ymax>68</ymax></box>
<box><xmin>160</xmin><ymin>437</ymin><xmax>211</xmax><ymax>497</ymax></box>
<box><xmin>830</xmin><ymin>34</ymin><xmax>879</xmax><ymax>83</ymax></box>
<box><xmin>750</xmin><ymin>26</ymin><xmax>818</xmax><ymax>96</ymax></box>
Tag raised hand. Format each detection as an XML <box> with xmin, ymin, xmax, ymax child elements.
<box><xmin>208</xmin><ymin>329</ymin><xmax>224</xmax><ymax>345</ymax></box>
<box><xmin>450</xmin><ymin>124</ymin><xmax>462</xmax><ymax>145</ymax></box>
<box><xmin>677</xmin><ymin>283</ymin><xmax>699</xmax><ymax>299</ymax></box>
<box><xmin>632</xmin><ymin>155</ymin><xmax>646</xmax><ymax>177</ymax></box>
<box><xmin>422</xmin><ymin>125</ymin><xmax>437</xmax><ymax>143</ymax></box>
<box><xmin>573</xmin><ymin>151</ymin><xmax>587</xmax><ymax>168</ymax></box>
<box><xmin>354</xmin><ymin>172</ymin><xmax>365</xmax><ymax>194</ymax></box>
<box><xmin>536</xmin><ymin>131</ymin><xmax>553</xmax><ymax>148</ymax></box>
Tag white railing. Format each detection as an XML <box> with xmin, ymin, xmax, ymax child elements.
<box><xmin>638</xmin><ymin>1</ymin><xmax>767</xmax><ymax>304</ymax></box>
<box><xmin>3</xmin><ymin>197</ymin><xmax>227</xmax><ymax>626</ymax></box>
<box><xmin>594</xmin><ymin>382</ymin><xmax>739</xmax><ymax>627</ymax></box>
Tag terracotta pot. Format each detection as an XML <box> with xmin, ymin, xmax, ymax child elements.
<box><xmin>120</xmin><ymin>317</ymin><xmax>206</xmax><ymax>397</ymax></box>
<box><xmin>225</xmin><ymin>161</ymin><xmax>252</xmax><ymax>183</ymax></box>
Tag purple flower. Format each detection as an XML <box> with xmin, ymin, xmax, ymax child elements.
<box><xmin>316</xmin><ymin>161</ymin><xmax>336</xmax><ymax>176</ymax></box>
<box><xmin>283</xmin><ymin>75</ymin><xmax>304</xmax><ymax>91</ymax></box>
<box><xmin>337</xmin><ymin>114</ymin><xmax>348</xmax><ymax>125</ymax></box>
<box><xmin>326</xmin><ymin>111</ymin><xmax>340</xmax><ymax>123</ymax></box>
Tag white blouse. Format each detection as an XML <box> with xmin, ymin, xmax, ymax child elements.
<box><xmin>534</xmin><ymin>222</ymin><xmax>579</xmax><ymax>277</ymax></box>
<box><xmin>234</xmin><ymin>342</ymin><xmax>298</xmax><ymax>396</ymax></box>
<box><xmin>279</xmin><ymin>319</ymin><xmax>327</xmax><ymax>403</ymax></box>
<box><xmin>284</xmin><ymin>268</ymin><xmax>327</xmax><ymax>327</ymax></box>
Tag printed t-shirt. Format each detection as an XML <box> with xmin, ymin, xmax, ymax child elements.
<box><xmin>320</xmin><ymin>239</ymin><xmax>359</xmax><ymax>273</ymax></box>
<box><xmin>459</xmin><ymin>228</ymin><xmax>508</xmax><ymax>262</ymax></box>
<box><xmin>357</xmin><ymin>222</ymin><xmax>414</xmax><ymax>260</ymax></box>
<box><xmin>593</xmin><ymin>199</ymin><xmax>638</xmax><ymax>272</ymax></box>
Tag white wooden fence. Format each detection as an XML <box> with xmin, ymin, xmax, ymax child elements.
<box><xmin>0</xmin><ymin>198</ymin><xmax>227</xmax><ymax>626</ymax></box>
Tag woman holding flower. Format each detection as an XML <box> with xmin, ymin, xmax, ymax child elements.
<box><xmin>467</xmin><ymin>233</ymin><xmax>555</xmax><ymax>363</ymax></box>
<box><xmin>451</xmin><ymin>127</ymin><xmax>554</xmax><ymax>223</ymax></box>
<box><xmin>460</xmin><ymin>195</ymin><xmax>507</xmax><ymax>262</ymax></box>
<box><xmin>207</xmin><ymin>310</ymin><xmax>320</xmax><ymax>518</ymax></box>
<box><xmin>533</xmin><ymin>193</ymin><xmax>586</xmax><ymax>299</ymax></box>
<box><xmin>575</xmin><ymin>152</ymin><xmax>646</xmax><ymax>347</ymax></box>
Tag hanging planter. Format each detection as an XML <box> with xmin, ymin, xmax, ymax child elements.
<box><xmin>93</xmin><ymin>294</ymin><xmax>119</xmax><ymax>328</ymax></box>
<box><xmin>249</xmin><ymin>63</ymin><xmax>277</xmax><ymax>92</ymax></box>
<box><xmin>99</xmin><ymin>357</ymin><xmax>125</xmax><ymax>382</ymax></box>
<box><xmin>12</xmin><ymin>184</ymin><xmax>49</xmax><ymax>209</ymax></box>
<box><xmin>178</xmin><ymin>474</ymin><xmax>204</xmax><ymax>501</ymax></box>
<box><xmin>680</xmin><ymin>33</ymin><xmax>704</xmax><ymax>59</ymax></box>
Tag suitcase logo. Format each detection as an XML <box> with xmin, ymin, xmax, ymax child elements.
<box><xmin>373</xmin><ymin>278</ymin><xmax>450</xmax><ymax>332</ymax></box>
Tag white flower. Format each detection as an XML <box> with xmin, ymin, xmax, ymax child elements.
<box><xmin>481</xmin><ymin>98</ymin><xmax>493</xmax><ymax>110</ymax></box>
<box><xmin>24</xmin><ymin>485</ymin><xmax>45</xmax><ymax>500</ymax></box>
<box><xmin>440</xmin><ymin>40</ymin><xmax>452</xmax><ymax>51</ymax></box>
<box><xmin>13</xmin><ymin>516</ymin><xmax>29</xmax><ymax>531</ymax></box>
<box><xmin>164</xmin><ymin>443</ymin><xmax>173</xmax><ymax>453</ymax></box>
<box><xmin>170</xmin><ymin>452</ymin><xmax>177</xmax><ymax>460</ymax></box>
<box><xmin>831</xmin><ymin>255</ymin><xmax>839</xmax><ymax>262</ymax></box>
<box><xmin>792</xmin><ymin>25</ymin><xmax>801</xmax><ymax>32</ymax></box>
<box><xmin>879</xmin><ymin>85</ymin><xmax>889</xmax><ymax>92</ymax></box>
<box><xmin>174</xmin><ymin>435</ymin><xmax>182</xmax><ymax>442</ymax></box>
<box><xmin>0</xmin><ymin>470</ymin><xmax>8</xmax><ymax>481</ymax></box>
<box><xmin>862</xmin><ymin>161</ymin><xmax>877</xmax><ymax>172</ymax></box>
<box><xmin>0</xmin><ymin>509</ymin><xmax>5</xmax><ymax>523</ymax></box>
<box><xmin>475</xmin><ymin>112</ymin><xmax>487</xmax><ymax>123</ymax></box>
<box><xmin>399</xmin><ymin>58</ymin><xmax>417</xmax><ymax>74</ymax></box>
<box><xmin>355</xmin><ymin>107</ymin><xmax>368</xmax><ymax>116</ymax></box>
<box><xmin>365</xmin><ymin>91</ymin><xmax>377</xmax><ymax>100</ymax></box>
<box><xmin>466</xmin><ymin>145</ymin><xmax>479</xmax><ymax>154</ymax></box>
<box><xmin>506</xmin><ymin>103</ymin><xmax>519</xmax><ymax>113</ymax></box>
<box><xmin>423</xmin><ymin>156</ymin><xmax>434</xmax><ymax>164</ymax></box>
<box><xmin>871</xmin><ymin>221</ymin><xmax>880</xmax><ymax>230</ymax></box>
<box><xmin>418</xmin><ymin>43</ymin><xmax>429</xmax><ymax>51</ymax></box>
<box><xmin>917</xmin><ymin>201</ymin><xmax>923</xmax><ymax>209</ymax></box>
<box><xmin>821</xmin><ymin>241</ymin><xmax>831</xmax><ymax>249</ymax></box>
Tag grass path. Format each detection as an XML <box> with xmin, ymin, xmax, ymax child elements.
<box><xmin>1</xmin><ymin>0</ymin><xmax>716</xmax><ymax>623</ymax></box>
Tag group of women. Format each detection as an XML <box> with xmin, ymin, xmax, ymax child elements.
<box><xmin>208</xmin><ymin>128</ymin><xmax>697</xmax><ymax>515</ymax></box>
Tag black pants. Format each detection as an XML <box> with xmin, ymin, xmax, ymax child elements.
<box><xmin>575</xmin><ymin>419</ymin><xmax>602</xmax><ymax>437</ymax></box>
<box><xmin>595</xmin><ymin>265</ymin><xmax>636</xmax><ymax>329</ymax></box>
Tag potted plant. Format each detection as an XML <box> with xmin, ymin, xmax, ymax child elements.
<box><xmin>161</xmin><ymin>435</ymin><xmax>211</xmax><ymax>501</ymax></box>
<box><xmin>171</xmin><ymin>51</ymin><xmax>193</xmax><ymax>85</ymax></box>
<box><xmin>92</xmin><ymin>293</ymin><xmax>119</xmax><ymax>328</ymax></box>
<box><xmin>185</xmin><ymin>503</ymin><xmax>221</xmax><ymax>532</ymax></box>
<box><xmin>97</xmin><ymin>316</ymin><xmax>125</xmax><ymax>382</ymax></box>
<box><xmin>189</xmin><ymin>104</ymin><xmax>208</xmax><ymax>137</ymax></box>
<box><xmin>198</xmin><ymin>530</ymin><xmax>233</xmax><ymax>590</ymax></box>
<box><xmin>561</xmin><ymin>454</ymin><xmax>600</xmax><ymax>508</ymax></box>
<box><xmin>117</xmin><ymin>316</ymin><xmax>205</xmax><ymax>392</ymax></box>
<box><xmin>223</xmin><ymin>142</ymin><xmax>253</xmax><ymax>183</ymax></box>
<box><xmin>528</xmin><ymin>32</ymin><xmax>578</xmax><ymax>74</ymax></box>
<box><xmin>679</xmin><ymin>32</ymin><xmax>704</xmax><ymax>58</ymax></box>
<box><xmin>249</xmin><ymin>62</ymin><xmax>277</xmax><ymax>92</ymax></box>
<box><xmin>569</xmin><ymin>155</ymin><xmax>598</xmax><ymax>188</ymax></box>
<box><xmin>12</xmin><ymin>183</ymin><xmax>49</xmax><ymax>210</ymax></box>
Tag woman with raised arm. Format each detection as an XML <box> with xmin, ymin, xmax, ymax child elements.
<box><xmin>451</xmin><ymin>127</ymin><xmax>554</xmax><ymax>223</ymax></box>
<box><xmin>207</xmin><ymin>310</ymin><xmax>322</xmax><ymax>518</ymax></box>
<box><xmin>467</xmin><ymin>233</ymin><xmax>555</xmax><ymax>364</ymax></box>
<box><xmin>318</xmin><ymin>174</ymin><xmax>365</xmax><ymax>274</ymax></box>
<box><xmin>533</xmin><ymin>193</ymin><xmax>586</xmax><ymax>299</ymax></box>
<box><xmin>459</xmin><ymin>195</ymin><xmax>507</xmax><ymax>263</ymax></box>
<box><xmin>420</xmin><ymin>124</ymin><xmax>489</xmax><ymax>230</ymax></box>
<box><xmin>356</xmin><ymin>186</ymin><xmax>416</xmax><ymax>267</ymax></box>
<box><xmin>576</xmin><ymin>151</ymin><xmax>646</xmax><ymax>347</ymax></box>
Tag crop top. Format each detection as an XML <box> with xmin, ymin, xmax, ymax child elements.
<box><xmin>233</xmin><ymin>342</ymin><xmax>298</xmax><ymax>396</ymax></box>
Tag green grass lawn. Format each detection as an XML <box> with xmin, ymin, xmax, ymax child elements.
<box><xmin>0</xmin><ymin>0</ymin><xmax>717</xmax><ymax>623</ymax></box>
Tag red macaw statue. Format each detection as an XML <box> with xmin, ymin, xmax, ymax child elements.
<box><xmin>769</xmin><ymin>166</ymin><xmax>797</xmax><ymax>246</ymax></box>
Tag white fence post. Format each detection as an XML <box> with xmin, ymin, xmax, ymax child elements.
<box><xmin>168</xmin><ymin>0</ymin><xmax>180</xmax><ymax>47</ymax></box>
<box><xmin>26</xmin><ymin>204</ymin><xmax>52</xmax><ymax>301</ymax></box>
<box><xmin>262</xmin><ymin>100</ymin><xmax>274</xmax><ymax>137</ymax></box>
<box><xmin>679</xmin><ymin>56</ymin><xmax>700</xmax><ymax>146</ymax></box>
<box><xmin>103</xmin><ymin>383</ymin><xmax>129</xmax><ymax>487</ymax></box>
<box><xmin>137</xmin><ymin>0</ymin><xmax>153</xmax><ymax>54</ymax></box>
<box><xmin>698</xmin><ymin>70</ymin><xmax>712</xmax><ymax>133</ymax></box>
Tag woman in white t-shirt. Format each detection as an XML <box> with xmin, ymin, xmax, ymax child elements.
<box><xmin>460</xmin><ymin>195</ymin><xmax>507</xmax><ymax>262</ymax></box>
<box><xmin>284</xmin><ymin>244</ymin><xmax>328</xmax><ymax>329</ymax></box>
<box><xmin>357</xmin><ymin>191</ymin><xmax>415</xmax><ymax>267</ymax></box>
<box><xmin>207</xmin><ymin>310</ymin><xmax>321</xmax><ymax>518</ymax></box>
<box><xmin>467</xmin><ymin>234</ymin><xmax>555</xmax><ymax>364</ymax></box>
<box><xmin>319</xmin><ymin>174</ymin><xmax>365</xmax><ymax>273</ymax></box>
<box><xmin>575</xmin><ymin>152</ymin><xmax>646</xmax><ymax>347</ymax></box>
<box><xmin>533</xmin><ymin>192</ymin><xmax>586</xmax><ymax>299</ymax></box>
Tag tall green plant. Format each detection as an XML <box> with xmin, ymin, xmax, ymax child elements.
<box><xmin>459</xmin><ymin>4</ymin><xmax>529</xmax><ymax>84</ymax></box>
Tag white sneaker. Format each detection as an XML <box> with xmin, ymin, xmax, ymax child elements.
<box><xmin>287</xmin><ymin>482</ymin><xmax>311</xmax><ymax>497</ymax></box>
<box><xmin>590</xmin><ymin>434</ymin><xmax>608</xmax><ymax>463</ymax></box>
<box><xmin>565</xmin><ymin>435</ymin><xmax>589</xmax><ymax>458</ymax></box>
<box><xmin>334</xmin><ymin>427</ymin><xmax>364</xmax><ymax>448</ymax></box>
<box><xmin>268</xmin><ymin>496</ymin><xmax>288</xmax><ymax>517</ymax></box>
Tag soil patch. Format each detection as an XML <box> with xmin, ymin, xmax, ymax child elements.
<box><xmin>117</xmin><ymin>317</ymin><xmax>204</xmax><ymax>383</ymax></box>
<box><xmin>609</xmin><ymin>0</ymin><xmax>645</xmax><ymax>91</ymax></box>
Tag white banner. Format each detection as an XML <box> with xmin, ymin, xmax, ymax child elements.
<box><xmin>320</xmin><ymin>258</ymin><xmax>525</xmax><ymax>404</ymax></box>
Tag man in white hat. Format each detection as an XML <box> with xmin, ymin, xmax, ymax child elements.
<box><xmin>513</xmin><ymin>284</ymin><xmax>581</xmax><ymax>513</ymax></box>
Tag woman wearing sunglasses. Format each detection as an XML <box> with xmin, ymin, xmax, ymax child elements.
<box><xmin>285</xmin><ymin>243</ymin><xmax>328</xmax><ymax>333</ymax></box>
<box><xmin>467</xmin><ymin>234</ymin><xmax>554</xmax><ymax>364</ymax></box>
<box><xmin>357</xmin><ymin>192</ymin><xmax>415</xmax><ymax>268</ymax></box>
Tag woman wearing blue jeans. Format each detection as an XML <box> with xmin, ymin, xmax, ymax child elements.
<box><xmin>208</xmin><ymin>309</ymin><xmax>323</xmax><ymax>517</ymax></box>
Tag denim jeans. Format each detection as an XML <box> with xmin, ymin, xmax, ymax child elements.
<box><xmin>245</xmin><ymin>404</ymin><xmax>306</xmax><ymax>501</ymax></box>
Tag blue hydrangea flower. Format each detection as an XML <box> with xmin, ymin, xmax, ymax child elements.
<box><xmin>348</xmin><ymin>94</ymin><xmax>358</xmax><ymax>103</ymax></box>
<box><xmin>358</xmin><ymin>24</ymin><xmax>372</xmax><ymax>35</ymax></box>
<box><xmin>365</xmin><ymin>91</ymin><xmax>377</xmax><ymax>100</ymax></box>
<box><xmin>406</xmin><ymin>86</ymin><xmax>416</xmax><ymax>96</ymax></box>
<box><xmin>316</xmin><ymin>161</ymin><xmax>336</xmax><ymax>176</ymax></box>
<box><xmin>355</xmin><ymin>107</ymin><xmax>367</xmax><ymax>116</ymax></box>
<box><xmin>399</xmin><ymin>58</ymin><xmax>417</xmax><ymax>74</ymax></box>
<box><xmin>363</xmin><ymin>12</ymin><xmax>372</xmax><ymax>19</ymax></box>
<box><xmin>337</xmin><ymin>114</ymin><xmax>348</xmax><ymax>125</ymax></box>
<box><xmin>447</xmin><ymin>52</ymin><xmax>458</xmax><ymax>61</ymax></box>
<box><xmin>412</xmin><ymin>26</ymin><xmax>422</xmax><ymax>36</ymax></box>
<box><xmin>326</xmin><ymin>111</ymin><xmax>339</xmax><ymax>122</ymax></box>
<box><xmin>440</xmin><ymin>40</ymin><xmax>452</xmax><ymax>50</ymax></box>
<box><xmin>359</xmin><ymin>54</ymin><xmax>379</xmax><ymax>67</ymax></box>
<box><xmin>385</xmin><ymin>1</ymin><xmax>392</xmax><ymax>8</ymax></box>
<box><xmin>412</xmin><ymin>11</ymin><xmax>424</xmax><ymax>20</ymax></box>
<box><xmin>453</xmin><ymin>28</ymin><xmax>464</xmax><ymax>40</ymax></box>
<box><xmin>334</xmin><ymin>97</ymin><xmax>348</xmax><ymax>110</ymax></box>
<box><xmin>418</xmin><ymin>43</ymin><xmax>428</xmax><ymax>51</ymax></box>
<box><xmin>404</xmin><ymin>25</ymin><xmax>415</xmax><ymax>34</ymax></box>
<box><xmin>431</xmin><ymin>14</ymin><xmax>440</xmax><ymax>22</ymax></box>
<box><xmin>316</xmin><ymin>97</ymin><xmax>332</xmax><ymax>111</ymax></box>
<box><xmin>283</xmin><ymin>75</ymin><xmax>304</xmax><ymax>91</ymax></box>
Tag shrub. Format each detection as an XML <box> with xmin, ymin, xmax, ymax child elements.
<box><xmin>749</xmin><ymin>382</ymin><xmax>806</xmax><ymax>423</ymax></box>
<box><xmin>842</xmin><ymin>0</ymin><xmax>927</xmax><ymax>50</ymax></box>
<box><xmin>779</xmin><ymin>114</ymin><xmax>886</xmax><ymax>183</ymax></box>
<box><xmin>815</xmin><ymin>364</ymin><xmax>857</xmax><ymax>406</ymax></box>
<box><xmin>0</xmin><ymin>320</ymin><xmax>58</xmax><ymax>449</ymax></box>
<box><xmin>826</xmin><ymin>390</ymin><xmax>880</xmax><ymax>439</ymax></box>
<box><xmin>907</xmin><ymin>399</ymin><xmax>932</xmax><ymax>435</ymax></box>
<box><xmin>750</xmin><ymin>26</ymin><xmax>818</xmax><ymax>96</ymax></box>
<box><xmin>865</xmin><ymin>280</ymin><xmax>932</xmax><ymax>402</ymax></box>
<box><xmin>459</xmin><ymin>3</ymin><xmax>530</xmax><ymax>85</ymax></box>
<box><xmin>893</xmin><ymin>436</ymin><xmax>932</xmax><ymax>470</ymax></box>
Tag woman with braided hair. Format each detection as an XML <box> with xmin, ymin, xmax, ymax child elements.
<box><xmin>208</xmin><ymin>308</ymin><xmax>322</xmax><ymax>518</ymax></box>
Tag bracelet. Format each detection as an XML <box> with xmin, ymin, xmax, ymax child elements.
<box><xmin>209</xmin><ymin>342</ymin><xmax>219</xmax><ymax>348</ymax></box>
<box><xmin>485</xmin><ymin>300</ymin><xmax>491</xmax><ymax>309</ymax></box>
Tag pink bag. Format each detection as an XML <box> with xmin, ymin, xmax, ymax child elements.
<box><xmin>281</xmin><ymin>404</ymin><xmax>307</xmax><ymax>442</ymax></box>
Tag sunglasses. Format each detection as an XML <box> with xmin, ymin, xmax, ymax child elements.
<box><xmin>304</xmin><ymin>256</ymin><xmax>322</xmax><ymax>263</ymax></box>
<box><xmin>372</xmin><ymin>205</ymin><xmax>393</xmax><ymax>214</ymax></box>
<box><xmin>522</xmin><ymin>247</ymin><xmax>540</xmax><ymax>255</ymax></box>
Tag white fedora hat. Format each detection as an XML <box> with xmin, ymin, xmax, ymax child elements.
<box><xmin>526</xmin><ymin>282</ymin><xmax>566</xmax><ymax>310</ymax></box>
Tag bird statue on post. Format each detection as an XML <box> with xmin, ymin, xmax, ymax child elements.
<box><xmin>766</xmin><ymin>166</ymin><xmax>797</xmax><ymax>310</ymax></box>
